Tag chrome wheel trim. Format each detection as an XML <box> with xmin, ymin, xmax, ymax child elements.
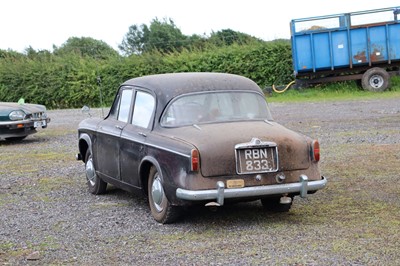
<box><xmin>151</xmin><ymin>174</ymin><xmax>165</xmax><ymax>212</ymax></box>
<box><xmin>85</xmin><ymin>157</ymin><xmax>96</xmax><ymax>186</ymax></box>
<box><xmin>369</xmin><ymin>74</ymin><xmax>384</xmax><ymax>88</ymax></box>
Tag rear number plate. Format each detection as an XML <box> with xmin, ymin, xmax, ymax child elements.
<box><xmin>236</xmin><ymin>147</ymin><xmax>278</xmax><ymax>174</ymax></box>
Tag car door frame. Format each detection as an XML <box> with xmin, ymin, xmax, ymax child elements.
<box><xmin>120</xmin><ymin>88</ymin><xmax>156</xmax><ymax>189</ymax></box>
<box><xmin>94</xmin><ymin>86</ymin><xmax>134</xmax><ymax>181</ymax></box>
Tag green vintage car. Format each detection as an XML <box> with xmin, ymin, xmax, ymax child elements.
<box><xmin>0</xmin><ymin>101</ymin><xmax>50</xmax><ymax>141</ymax></box>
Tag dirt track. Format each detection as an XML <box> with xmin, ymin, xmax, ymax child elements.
<box><xmin>1</xmin><ymin>97</ymin><xmax>399</xmax><ymax>265</ymax></box>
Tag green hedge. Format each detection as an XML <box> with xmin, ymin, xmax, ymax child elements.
<box><xmin>0</xmin><ymin>41</ymin><xmax>293</xmax><ymax>109</ymax></box>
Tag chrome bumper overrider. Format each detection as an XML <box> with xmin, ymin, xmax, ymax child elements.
<box><xmin>176</xmin><ymin>175</ymin><xmax>327</xmax><ymax>206</ymax></box>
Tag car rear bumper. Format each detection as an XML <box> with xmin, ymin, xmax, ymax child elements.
<box><xmin>176</xmin><ymin>175</ymin><xmax>327</xmax><ymax>206</ymax></box>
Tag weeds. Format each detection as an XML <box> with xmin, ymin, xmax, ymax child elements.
<box><xmin>269</xmin><ymin>76</ymin><xmax>400</xmax><ymax>102</ymax></box>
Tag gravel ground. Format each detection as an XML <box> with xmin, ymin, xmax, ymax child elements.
<box><xmin>1</xmin><ymin>97</ymin><xmax>399</xmax><ymax>265</ymax></box>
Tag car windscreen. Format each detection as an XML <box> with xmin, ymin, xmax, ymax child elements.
<box><xmin>160</xmin><ymin>91</ymin><xmax>273</xmax><ymax>127</ymax></box>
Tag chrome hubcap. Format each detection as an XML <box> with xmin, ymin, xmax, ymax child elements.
<box><xmin>151</xmin><ymin>174</ymin><xmax>164</xmax><ymax>212</ymax></box>
<box><xmin>85</xmin><ymin>157</ymin><xmax>96</xmax><ymax>186</ymax></box>
<box><xmin>369</xmin><ymin>75</ymin><xmax>384</xmax><ymax>88</ymax></box>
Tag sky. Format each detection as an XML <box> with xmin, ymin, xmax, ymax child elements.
<box><xmin>1</xmin><ymin>0</ymin><xmax>399</xmax><ymax>53</ymax></box>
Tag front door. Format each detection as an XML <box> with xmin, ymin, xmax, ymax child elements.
<box><xmin>95</xmin><ymin>88</ymin><xmax>133</xmax><ymax>180</ymax></box>
<box><xmin>120</xmin><ymin>90</ymin><xmax>155</xmax><ymax>187</ymax></box>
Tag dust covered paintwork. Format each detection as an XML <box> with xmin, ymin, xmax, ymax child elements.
<box><xmin>77</xmin><ymin>72</ymin><xmax>327</xmax><ymax>223</ymax></box>
<box><xmin>0</xmin><ymin>102</ymin><xmax>50</xmax><ymax>140</ymax></box>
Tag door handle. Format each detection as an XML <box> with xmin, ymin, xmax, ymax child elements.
<box><xmin>138</xmin><ymin>132</ymin><xmax>147</xmax><ymax>137</ymax></box>
<box><xmin>115</xmin><ymin>125</ymin><xmax>123</xmax><ymax>130</ymax></box>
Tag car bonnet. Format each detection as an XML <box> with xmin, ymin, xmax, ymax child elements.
<box><xmin>0</xmin><ymin>102</ymin><xmax>46</xmax><ymax>116</ymax></box>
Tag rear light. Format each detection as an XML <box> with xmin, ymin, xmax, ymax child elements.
<box><xmin>312</xmin><ymin>140</ymin><xmax>320</xmax><ymax>162</ymax></box>
<box><xmin>191</xmin><ymin>149</ymin><xmax>200</xmax><ymax>171</ymax></box>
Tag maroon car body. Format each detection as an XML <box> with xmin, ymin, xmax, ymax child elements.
<box><xmin>77</xmin><ymin>72</ymin><xmax>327</xmax><ymax>223</ymax></box>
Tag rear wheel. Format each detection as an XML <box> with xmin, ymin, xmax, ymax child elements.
<box><xmin>261</xmin><ymin>196</ymin><xmax>292</xmax><ymax>212</ymax></box>
<box><xmin>85</xmin><ymin>149</ymin><xmax>107</xmax><ymax>194</ymax></box>
<box><xmin>148</xmin><ymin>166</ymin><xmax>181</xmax><ymax>224</ymax></box>
<box><xmin>361</xmin><ymin>67</ymin><xmax>390</xmax><ymax>92</ymax></box>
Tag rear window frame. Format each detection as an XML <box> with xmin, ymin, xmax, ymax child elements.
<box><xmin>160</xmin><ymin>90</ymin><xmax>273</xmax><ymax>128</ymax></box>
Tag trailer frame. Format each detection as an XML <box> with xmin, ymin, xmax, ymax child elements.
<box><xmin>291</xmin><ymin>6</ymin><xmax>400</xmax><ymax>91</ymax></box>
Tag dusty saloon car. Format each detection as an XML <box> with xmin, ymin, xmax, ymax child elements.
<box><xmin>77</xmin><ymin>72</ymin><xmax>327</xmax><ymax>223</ymax></box>
<box><xmin>0</xmin><ymin>101</ymin><xmax>50</xmax><ymax>141</ymax></box>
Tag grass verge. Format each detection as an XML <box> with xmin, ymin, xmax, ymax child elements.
<box><xmin>268</xmin><ymin>76</ymin><xmax>400</xmax><ymax>102</ymax></box>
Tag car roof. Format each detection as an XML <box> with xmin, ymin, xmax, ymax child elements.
<box><xmin>120</xmin><ymin>72</ymin><xmax>265</xmax><ymax>129</ymax></box>
<box><xmin>121</xmin><ymin>72</ymin><xmax>263</xmax><ymax>102</ymax></box>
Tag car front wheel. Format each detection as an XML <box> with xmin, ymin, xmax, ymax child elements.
<box><xmin>85</xmin><ymin>149</ymin><xmax>107</xmax><ymax>195</ymax></box>
<box><xmin>148</xmin><ymin>166</ymin><xmax>181</xmax><ymax>224</ymax></box>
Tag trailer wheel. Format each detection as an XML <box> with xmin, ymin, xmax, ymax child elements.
<box><xmin>361</xmin><ymin>67</ymin><xmax>390</xmax><ymax>92</ymax></box>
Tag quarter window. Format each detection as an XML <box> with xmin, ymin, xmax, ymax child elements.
<box><xmin>118</xmin><ymin>89</ymin><xmax>133</xmax><ymax>123</ymax></box>
<box><xmin>132</xmin><ymin>91</ymin><xmax>155</xmax><ymax>128</ymax></box>
<box><xmin>108</xmin><ymin>92</ymin><xmax>120</xmax><ymax>119</ymax></box>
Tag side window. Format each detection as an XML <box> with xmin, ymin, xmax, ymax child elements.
<box><xmin>118</xmin><ymin>89</ymin><xmax>133</xmax><ymax>123</ymax></box>
<box><xmin>132</xmin><ymin>91</ymin><xmax>155</xmax><ymax>128</ymax></box>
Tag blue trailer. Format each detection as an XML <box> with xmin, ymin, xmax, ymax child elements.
<box><xmin>289</xmin><ymin>6</ymin><xmax>400</xmax><ymax>91</ymax></box>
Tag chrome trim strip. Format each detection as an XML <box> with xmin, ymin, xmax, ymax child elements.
<box><xmin>0</xmin><ymin>117</ymin><xmax>50</xmax><ymax>126</ymax></box>
<box><xmin>235</xmin><ymin>138</ymin><xmax>277</xmax><ymax>149</ymax></box>
<box><xmin>148</xmin><ymin>143</ymin><xmax>190</xmax><ymax>158</ymax></box>
<box><xmin>119</xmin><ymin>135</ymin><xmax>190</xmax><ymax>158</ymax></box>
<box><xmin>176</xmin><ymin>176</ymin><xmax>327</xmax><ymax>204</ymax></box>
<box><xmin>0</xmin><ymin>120</ymin><xmax>32</xmax><ymax>126</ymax></box>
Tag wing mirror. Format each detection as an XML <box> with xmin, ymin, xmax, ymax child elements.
<box><xmin>81</xmin><ymin>105</ymin><xmax>91</xmax><ymax>117</ymax></box>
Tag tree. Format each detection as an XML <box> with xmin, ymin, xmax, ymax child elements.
<box><xmin>147</xmin><ymin>18</ymin><xmax>187</xmax><ymax>53</ymax></box>
<box><xmin>24</xmin><ymin>46</ymin><xmax>53</xmax><ymax>60</ymax></box>
<box><xmin>0</xmin><ymin>49</ymin><xmax>24</xmax><ymax>59</ymax></box>
<box><xmin>54</xmin><ymin>37</ymin><xmax>119</xmax><ymax>59</ymax></box>
<box><xmin>119</xmin><ymin>24</ymin><xmax>150</xmax><ymax>55</ymax></box>
<box><xmin>209</xmin><ymin>29</ymin><xmax>262</xmax><ymax>46</ymax></box>
<box><xmin>119</xmin><ymin>18</ymin><xmax>187</xmax><ymax>55</ymax></box>
<box><xmin>182</xmin><ymin>34</ymin><xmax>209</xmax><ymax>51</ymax></box>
